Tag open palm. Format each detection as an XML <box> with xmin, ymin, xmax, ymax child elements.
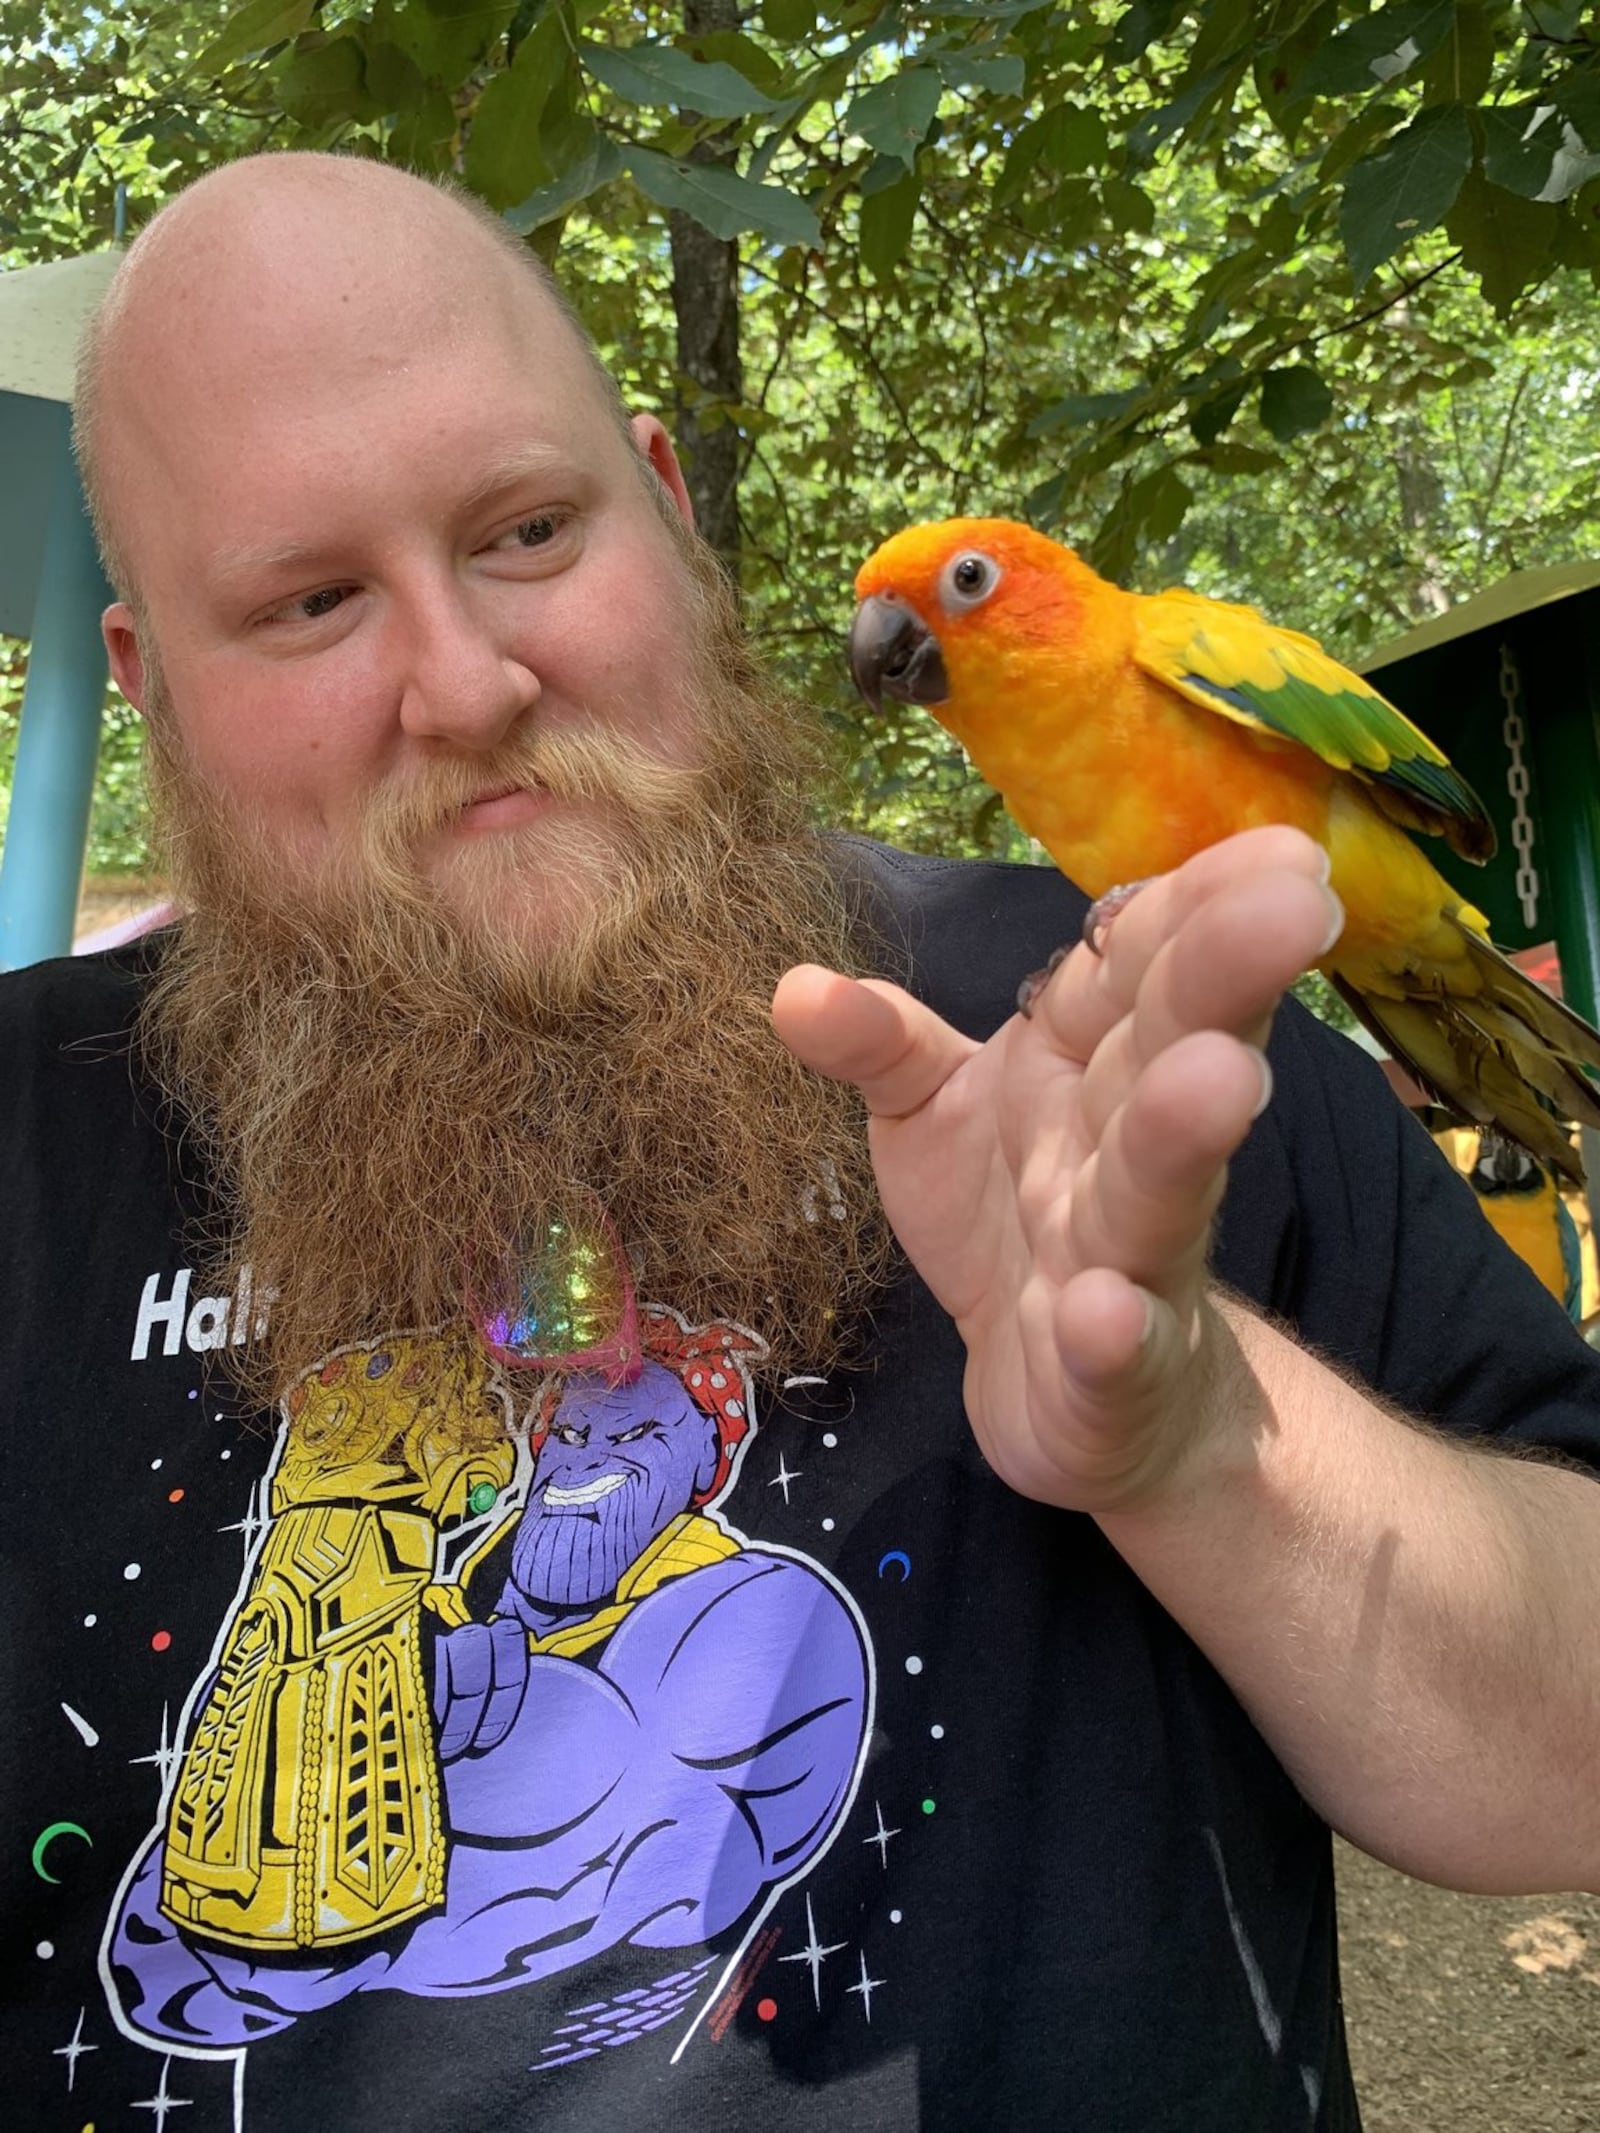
<box><xmin>773</xmin><ymin>827</ymin><xmax>1342</xmax><ymax>1514</ymax></box>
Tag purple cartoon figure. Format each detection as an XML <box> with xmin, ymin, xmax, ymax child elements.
<box><xmin>106</xmin><ymin>1310</ymin><xmax>872</xmax><ymax>2060</ymax></box>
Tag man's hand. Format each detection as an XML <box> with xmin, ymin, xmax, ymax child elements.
<box><xmin>772</xmin><ymin>825</ymin><xmax>1341</xmax><ymax>1515</ymax></box>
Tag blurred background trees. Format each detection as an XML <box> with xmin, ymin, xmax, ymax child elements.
<box><xmin>3</xmin><ymin>0</ymin><xmax>1599</xmax><ymax>876</ymax></box>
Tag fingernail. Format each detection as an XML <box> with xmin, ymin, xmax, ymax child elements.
<box><xmin>1249</xmin><ymin>1046</ymin><xmax>1274</xmax><ymax>1119</ymax></box>
<box><xmin>1318</xmin><ymin>888</ymin><xmax>1345</xmax><ymax>958</ymax></box>
<box><xmin>1313</xmin><ymin>845</ymin><xmax>1332</xmax><ymax>886</ymax></box>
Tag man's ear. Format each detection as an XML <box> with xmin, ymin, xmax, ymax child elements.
<box><xmin>102</xmin><ymin>604</ymin><xmax>147</xmax><ymax>714</ymax></box>
<box><xmin>630</xmin><ymin>414</ymin><xmax>695</xmax><ymax>527</ymax></box>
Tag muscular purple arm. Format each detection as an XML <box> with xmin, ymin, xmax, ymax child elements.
<box><xmin>108</xmin><ymin>1549</ymin><xmax>868</xmax><ymax>2042</ymax></box>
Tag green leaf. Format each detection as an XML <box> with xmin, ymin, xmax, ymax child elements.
<box><xmin>1127</xmin><ymin>60</ymin><xmax>1243</xmax><ymax>166</ymax></box>
<box><xmin>1183</xmin><ymin>440</ymin><xmax>1282</xmax><ymax>474</ymax></box>
<box><xmin>503</xmin><ymin>132</ymin><xmax>624</xmax><ymax>232</ymax></box>
<box><xmin>689</xmin><ymin>30</ymin><xmax>785</xmax><ymax>98</ymax></box>
<box><xmin>582</xmin><ymin>39</ymin><xmax>779</xmax><ymax>117</ymax></box>
<box><xmin>1091</xmin><ymin>462</ymin><xmax>1193</xmax><ymax>579</ymax></box>
<box><xmin>932</xmin><ymin>49</ymin><xmax>1026</xmax><ymax>96</ymax></box>
<box><xmin>376</xmin><ymin>0</ymin><xmax>516</xmax><ymax>89</ymax></box>
<box><xmin>1339</xmin><ymin>101</ymin><xmax>1472</xmax><ymax>288</ymax></box>
<box><xmin>1100</xmin><ymin>175</ymin><xmax>1156</xmax><ymax>236</ymax></box>
<box><xmin>280</xmin><ymin>34</ymin><xmax>382</xmax><ymax>127</ymax></box>
<box><xmin>1027</xmin><ymin>386</ymin><xmax>1144</xmax><ymax>437</ymax></box>
<box><xmin>996</xmin><ymin>104</ymin><xmax>1107</xmax><ymax>201</ymax></box>
<box><xmin>365</xmin><ymin>39</ymin><xmax>427</xmax><ymax>113</ymax></box>
<box><xmin>1445</xmin><ymin>166</ymin><xmax>1559</xmax><ymax>315</ymax></box>
<box><xmin>1189</xmin><ymin>377</ymin><xmax>1248</xmax><ymax>445</ymax></box>
<box><xmin>390</xmin><ymin>85</ymin><xmax>457</xmax><ymax>168</ymax></box>
<box><xmin>1419</xmin><ymin>1</ymin><xmax>1496</xmax><ymax>109</ymax></box>
<box><xmin>198</xmin><ymin>0</ymin><xmax>315</xmax><ymax>74</ymax></box>
<box><xmin>860</xmin><ymin>166</ymin><xmax>919</xmax><ymax>278</ymax></box>
<box><xmin>763</xmin><ymin>0</ymin><xmax>817</xmax><ymax>36</ymax></box>
<box><xmin>464</xmin><ymin>16</ymin><xmax>567</xmax><ymax>207</ymax></box>
<box><xmin>844</xmin><ymin>68</ymin><xmax>943</xmax><ymax>163</ymax></box>
<box><xmin>1298</xmin><ymin>0</ymin><xmax>1454</xmax><ymax>99</ymax></box>
<box><xmin>1110</xmin><ymin>0</ymin><xmax>1187</xmax><ymax>62</ymax></box>
<box><xmin>1482</xmin><ymin>102</ymin><xmax>1560</xmax><ymax>198</ymax></box>
<box><xmin>626</xmin><ymin>145</ymin><xmax>822</xmax><ymax>247</ymax></box>
<box><xmin>916</xmin><ymin>0</ymin><xmax>1057</xmax><ymax>16</ymax></box>
<box><xmin>1259</xmin><ymin>364</ymin><xmax>1334</xmax><ymax>440</ymax></box>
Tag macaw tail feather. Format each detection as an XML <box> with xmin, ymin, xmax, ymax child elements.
<box><xmin>1332</xmin><ymin>920</ymin><xmax>1600</xmax><ymax>1186</ymax></box>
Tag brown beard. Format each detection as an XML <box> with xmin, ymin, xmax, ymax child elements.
<box><xmin>137</xmin><ymin>534</ymin><xmax>892</xmax><ymax>1411</ymax></box>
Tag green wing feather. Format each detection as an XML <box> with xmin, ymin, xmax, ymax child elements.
<box><xmin>1133</xmin><ymin>589</ymin><xmax>1496</xmax><ymax>862</ymax></box>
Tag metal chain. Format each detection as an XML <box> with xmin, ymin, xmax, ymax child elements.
<box><xmin>1499</xmin><ymin>643</ymin><xmax>1541</xmax><ymax>932</ymax></box>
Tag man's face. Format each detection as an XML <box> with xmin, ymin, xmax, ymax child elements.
<box><xmin>105</xmin><ymin>250</ymin><xmax>700</xmax><ymax>942</ymax></box>
<box><xmin>512</xmin><ymin>1364</ymin><xmax>720</xmax><ymax>1607</ymax></box>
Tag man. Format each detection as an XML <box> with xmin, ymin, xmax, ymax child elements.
<box><xmin>4</xmin><ymin>151</ymin><xmax>1600</xmax><ymax>2132</ymax></box>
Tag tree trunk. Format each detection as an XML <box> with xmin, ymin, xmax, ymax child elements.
<box><xmin>669</xmin><ymin>0</ymin><xmax>743</xmax><ymax>572</ymax></box>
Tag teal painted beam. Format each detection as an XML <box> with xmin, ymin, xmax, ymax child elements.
<box><xmin>0</xmin><ymin>434</ymin><xmax>111</xmax><ymax>971</ymax></box>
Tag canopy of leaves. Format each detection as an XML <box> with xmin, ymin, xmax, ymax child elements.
<box><xmin>2</xmin><ymin>0</ymin><xmax>1598</xmax><ymax>882</ymax></box>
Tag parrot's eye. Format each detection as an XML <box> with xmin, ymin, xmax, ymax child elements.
<box><xmin>944</xmin><ymin>552</ymin><xmax>999</xmax><ymax>610</ymax></box>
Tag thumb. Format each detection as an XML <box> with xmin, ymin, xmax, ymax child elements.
<box><xmin>772</xmin><ymin>965</ymin><xmax>979</xmax><ymax>1120</ymax></box>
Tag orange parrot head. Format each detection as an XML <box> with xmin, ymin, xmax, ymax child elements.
<box><xmin>848</xmin><ymin>517</ymin><xmax>1108</xmax><ymax>743</ymax></box>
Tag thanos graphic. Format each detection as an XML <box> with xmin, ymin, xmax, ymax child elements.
<box><xmin>106</xmin><ymin>1310</ymin><xmax>872</xmax><ymax>2058</ymax></box>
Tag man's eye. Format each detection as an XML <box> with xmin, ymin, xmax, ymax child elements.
<box><xmin>493</xmin><ymin>511</ymin><xmax>570</xmax><ymax>554</ymax></box>
<box><xmin>612</xmin><ymin>1420</ymin><xmax>659</xmax><ymax>1445</ymax></box>
<box><xmin>261</xmin><ymin>585</ymin><xmax>350</xmax><ymax>626</ymax></box>
<box><xmin>554</xmin><ymin>1424</ymin><xmax>588</xmax><ymax>1448</ymax></box>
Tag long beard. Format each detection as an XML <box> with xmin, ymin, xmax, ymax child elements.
<box><xmin>137</xmin><ymin>546</ymin><xmax>890</xmax><ymax>1408</ymax></box>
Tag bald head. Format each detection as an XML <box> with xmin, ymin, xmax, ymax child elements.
<box><xmin>75</xmin><ymin>153</ymin><xmax>631</xmax><ymax>607</ymax></box>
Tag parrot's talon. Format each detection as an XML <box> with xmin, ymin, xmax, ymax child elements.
<box><xmin>1017</xmin><ymin>946</ymin><xmax>1070</xmax><ymax>1018</ymax></box>
<box><xmin>1083</xmin><ymin>878</ymin><xmax>1153</xmax><ymax>958</ymax></box>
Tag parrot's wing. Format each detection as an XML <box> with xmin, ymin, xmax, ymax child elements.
<box><xmin>1133</xmin><ymin>590</ymin><xmax>1496</xmax><ymax>863</ymax></box>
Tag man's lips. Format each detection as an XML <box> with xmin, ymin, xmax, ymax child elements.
<box><xmin>456</xmin><ymin>783</ymin><xmax>550</xmax><ymax>833</ymax></box>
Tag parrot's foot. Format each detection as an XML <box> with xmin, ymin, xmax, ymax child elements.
<box><xmin>1083</xmin><ymin>877</ymin><xmax>1153</xmax><ymax>958</ymax></box>
<box><xmin>1016</xmin><ymin>947</ymin><xmax>1070</xmax><ymax>1018</ymax></box>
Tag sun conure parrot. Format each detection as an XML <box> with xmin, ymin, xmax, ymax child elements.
<box><xmin>848</xmin><ymin>516</ymin><xmax>1600</xmax><ymax>1183</ymax></box>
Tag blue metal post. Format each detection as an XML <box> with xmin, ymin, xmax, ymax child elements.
<box><xmin>0</xmin><ymin>435</ymin><xmax>110</xmax><ymax>971</ymax></box>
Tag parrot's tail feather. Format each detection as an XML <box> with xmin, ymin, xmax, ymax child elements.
<box><xmin>1332</xmin><ymin>922</ymin><xmax>1600</xmax><ymax>1189</ymax></box>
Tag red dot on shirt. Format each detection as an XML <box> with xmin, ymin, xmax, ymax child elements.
<box><xmin>756</xmin><ymin>1998</ymin><xmax>777</xmax><ymax>2023</ymax></box>
<box><xmin>151</xmin><ymin>1630</ymin><xmax>172</xmax><ymax>1652</ymax></box>
<box><xmin>167</xmin><ymin>1488</ymin><xmax>185</xmax><ymax>1503</ymax></box>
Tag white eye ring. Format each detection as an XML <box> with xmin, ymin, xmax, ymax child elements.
<box><xmin>942</xmin><ymin>551</ymin><xmax>1000</xmax><ymax>610</ymax></box>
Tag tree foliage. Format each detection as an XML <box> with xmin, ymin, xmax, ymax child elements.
<box><xmin>2</xmin><ymin>0</ymin><xmax>1599</xmax><ymax>877</ymax></box>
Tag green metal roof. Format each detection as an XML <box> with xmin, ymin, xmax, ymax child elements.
<box><xmin>1361</xmin><ymin>560</ymin><xmax>1600</xmax><ymax>674</ymax></box>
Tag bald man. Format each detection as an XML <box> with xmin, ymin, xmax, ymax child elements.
<box><xmin>5</xmin><ymin>154</ymin><xmax>1600</xmax><ymax>2133</ymax></box>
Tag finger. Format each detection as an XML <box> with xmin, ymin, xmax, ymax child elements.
<box><xmin>1049</xmin><ymin>1265</ymin><xmax>1192</xmax><ymax>1403</ymax></box>
<box><xmin>1074</xmin><ymin>869</ymin><xmax>1339</xmax><ymax>1142</ymax></box>
<box><xmin>1067</xmin><ymin>1029</ymin><xmax>1270</xmax><ymax>1288</ymax></box>
<box><xmin>1037</xmin><ymin>827</ymin><xmax>1330</xmax><ymax>1059</ymax></box>
<box><xmin>773</xmin><ymin>965</ymin><xmax>979</xmax><ymax>1121</ymax></box>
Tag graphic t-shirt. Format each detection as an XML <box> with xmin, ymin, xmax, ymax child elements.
<box><xmin>6</xmin><ymin>839</ymin><xmax>1600</xmax><ymax>2133</ymax></box>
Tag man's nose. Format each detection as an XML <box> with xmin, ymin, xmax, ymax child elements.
<box><xmin>397</xmin><ymin>585</ymin><xmax>541</xmax><ymax>748</ymax></box>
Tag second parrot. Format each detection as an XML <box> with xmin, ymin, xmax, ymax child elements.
<box><xmin>849</xmin><ymin>517</ymin><xmax>1600</xmax><ymax>1182</ymax></box>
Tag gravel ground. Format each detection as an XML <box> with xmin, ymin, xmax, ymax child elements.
<box><xmin>1338</xmin><ymin>1838</ymin><xmax>1600</xmax><ymax>2130</ymax></box>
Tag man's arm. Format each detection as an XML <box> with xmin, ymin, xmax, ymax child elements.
<box><xmin>775</xmin><ymin>825</ymin><xmax>1600</xmax><ymax>1896</ymax></box>
<box><xmin>1100</xmin><ymin>1294</ymin><xmax>1600</xmax><ymax>1894</ymax></box>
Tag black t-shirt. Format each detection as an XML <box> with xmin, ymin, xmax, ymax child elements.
<box><xmin>5</xmin><ymin>839</ymin><xmax>1600</xmax><ymax>2133</ymax></box>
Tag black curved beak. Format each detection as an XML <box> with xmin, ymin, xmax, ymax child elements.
<box><xmin>848</xmin><ymin>595</ymin><xmax>950</xmax><ymax>711</ymax></box>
